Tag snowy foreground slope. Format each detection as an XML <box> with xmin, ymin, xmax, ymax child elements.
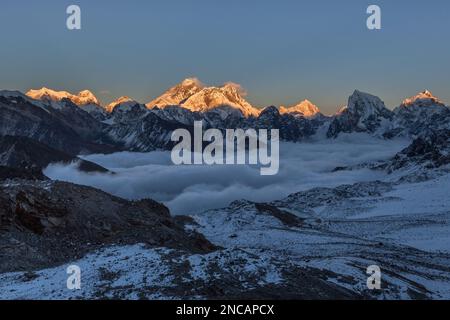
<box><xmin>189</xmin><ymin>173</ymin><xmax>450</xmax><ymax>299</ymax></box>
<box><xmin>1</xmin><ymin>165</ymin><xmax>450</xmax><ymax>299</ymax></box>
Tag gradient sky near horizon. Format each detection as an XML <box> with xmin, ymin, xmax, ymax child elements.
<box><xmin>0</xmin><ymin>0</ymin><xmax>449</xmax><ymax>114</ymax></box>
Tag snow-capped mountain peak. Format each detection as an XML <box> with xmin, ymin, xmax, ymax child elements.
<box><xmin>182</xmin><ymin>82</ymin><xmax>260</xmax><ymax>117</ymax></box>
<box><xmin>146</xmin><ymin>77</ymin><xmax>204</xmax><ymax>109</ymax></box>
<box><xmin>180</xmin><ymin>77</ymin><xmax>202</xmax><ymax>87</ymax></box>
<box><xmin>347</xmin><ymin>90</ymin><xmax>386</xmax><ymax>113</ymax></box>
<box><xmin>389</xmin><ymin>90</ymin><xmax>450</xmax><ymax>137</ymax></box>
<box><xmin>26</xmin><ymin>87</ymin><xmax>100</xmax><ymax>106</ymax></box>
<box><xmin>146</xmin><ymin>78</ymin><xmax>259</xmax><ymax>117</ymax></box>
<box><xmin>106</xmin><ymin>96</ymin><xmax>140</xmax><ymax>112</ymax></box>
<box><xmin>327</xmin><ymin>90</ymin><xmax>393</xmax><ymax>138</ymax></box>
<box><xmin>77</xmin><ymin>90</ymin><xmax>99</xmax><ymax>104</ymax></box>
<box><xmin>279</xmin><ymin>99</ymin><xmax>321</xmax><ymax>118</ymax></box>
<box><xmin>400</xmin><ymin>90</ymin><xmax>446</xmax><ymax>108</ymax></box>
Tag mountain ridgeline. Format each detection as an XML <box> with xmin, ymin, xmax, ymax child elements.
<box><xmin>0</xmin><ymin>80</ymin><xmax>449</xmax><ymax>156</ymax></box>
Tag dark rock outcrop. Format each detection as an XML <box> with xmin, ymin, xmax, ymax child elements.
<box><xmin>0</xmin><ymin>180</ymin><xmax>215</xmax><ymax>273</ymax></box>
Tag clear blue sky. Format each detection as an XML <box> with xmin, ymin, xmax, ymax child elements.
<box><xmin>0</xmin><ymin>0</ymin><xmax>449</xmax><ymax>114</ymax></box>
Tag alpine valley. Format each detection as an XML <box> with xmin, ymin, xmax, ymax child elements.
<box><xmin>1</xmin><ymin>78</ymin><xmax>450</xmax><ymax>299</ymax></box>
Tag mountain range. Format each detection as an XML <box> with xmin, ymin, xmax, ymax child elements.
<box><xmin>1</xmin><ymin>80</ymin><xmax>450</xmax><ymax>299</ymax></box>
<box><xmin>0</xmin><ymin>78</ymin><xmax>447</xmax><ymax>155</ymax></box>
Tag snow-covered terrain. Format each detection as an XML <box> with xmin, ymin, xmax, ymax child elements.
<box><xmin>184</xmin><ymin>163</ymin><xmax>450</xmax><ymax>298</ymax></box>
<box><xmin>15</xmin><ymin>134</ymin><xmax>444</xmax><ymax>299</ymax></box>
<box><xmin>2</xmin><ymin>167</ymin><xmax>450</xmax><ymax>299</ymax></box>
<box><xmin>0</xmin><ymin>245</ymin><xmax>290</xmax><ymax>300</ymax></box>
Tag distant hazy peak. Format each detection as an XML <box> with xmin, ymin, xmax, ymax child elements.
<box><xmin>279</xmin><ymin>99</ymin><xmax>321</xmax><ymax>118</ymax></box>
<box><xmin>106</xmin><ymin>96</ymin><xmax>140</xmax><ymax>112</ymax></box>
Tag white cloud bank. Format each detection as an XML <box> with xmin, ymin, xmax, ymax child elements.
<box><xmin>44</xmin><ymin>134</ymin><xmax>409</xmax><ymax>215</ymax></box>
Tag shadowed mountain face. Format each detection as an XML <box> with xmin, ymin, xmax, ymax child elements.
<box><xmin>0</xmin><ymin>93</ymin><xmax>118</xmax><ymax>155</ymax></box>
<box><xmin>0</xmin><ymin>136</ymin><xmax>108</xmax><ymax>173</ymax></box>
<box><xmin>0</xmin><ymin>166</ymin><xmax>47</xmax><ymax>181</ymax></box>
<box><xmin>327</xmin><ymin>90</ymin><xmax>394</xmax><ymax>138</ymax></box>
<box><xmin>389</xmin><ymin>91</ymin><xmax>450</xmax><ymax>138</ymax></box>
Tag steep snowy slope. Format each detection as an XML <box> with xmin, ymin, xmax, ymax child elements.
<box><xmin>181</xmin><ymin>82</ymin><xmax>260</xmax><ymax>118</ymax></box>
<box><xmin>327</xmin><ymin>90</ymin><xmax>393</xmax><ymax>138</ymax></box>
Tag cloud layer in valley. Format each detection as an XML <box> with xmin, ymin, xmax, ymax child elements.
<box><xmin>44</xmin><ymin>134</ymin><xmax>409</xmax><ymax>215</ymax></box>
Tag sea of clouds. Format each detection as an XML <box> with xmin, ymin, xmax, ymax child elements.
<box><xmin>44</xmin><ymin>134</ymin><xmax>409</xmax><ymax>215</ymax></box>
